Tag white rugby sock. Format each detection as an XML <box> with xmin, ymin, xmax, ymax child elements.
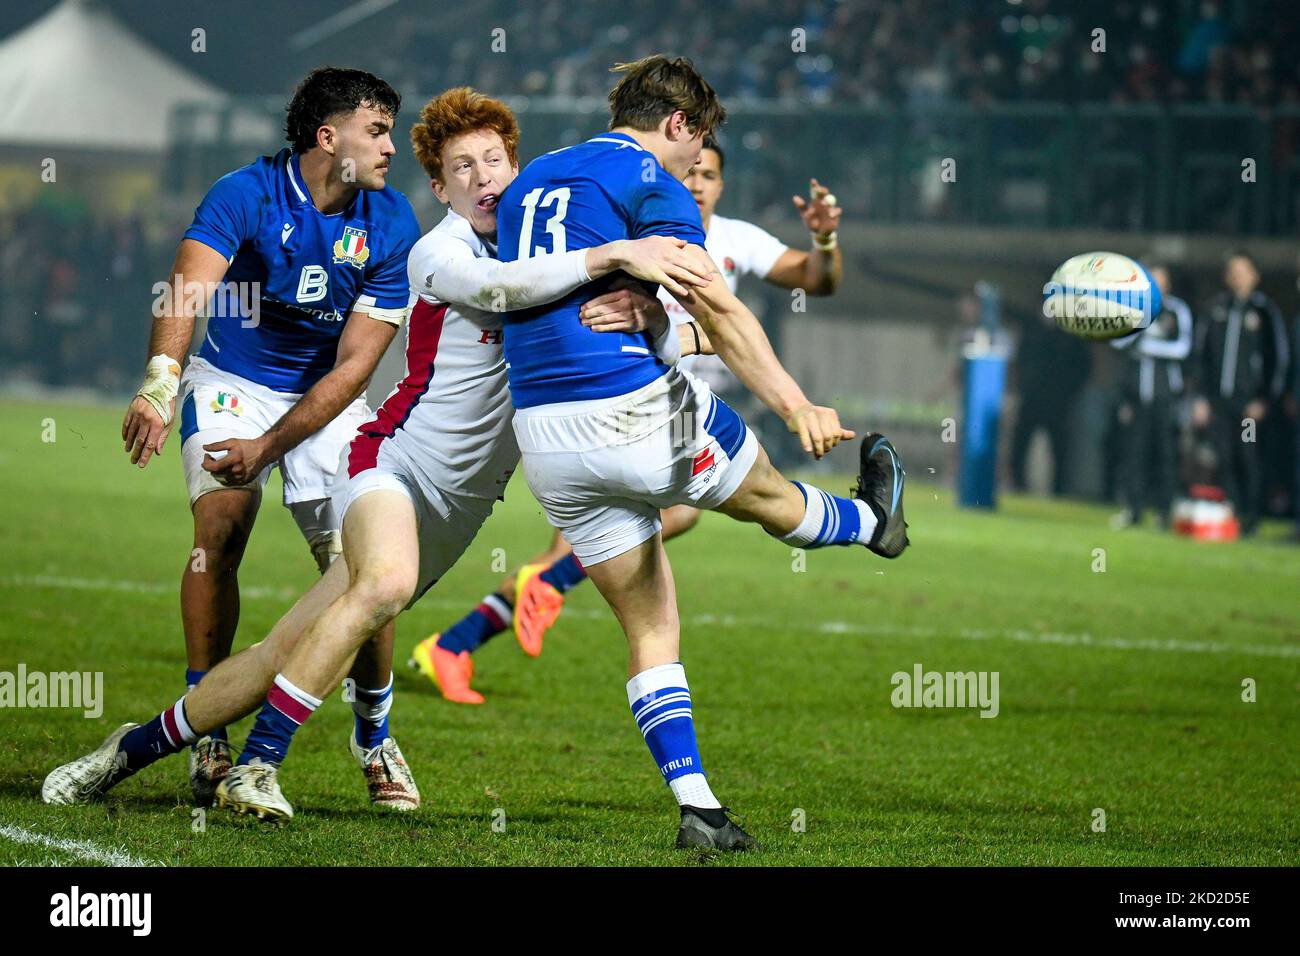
<box><xmin>670</xmin><ymin>772</ymin><xmax>721</xmax><ymax>809</ymax></box>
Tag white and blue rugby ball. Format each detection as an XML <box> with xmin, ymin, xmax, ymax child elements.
<box><xmin>1043</xmin><ymin>252</ymin><xmax>1161</xmax><ymax>340</ymax></box>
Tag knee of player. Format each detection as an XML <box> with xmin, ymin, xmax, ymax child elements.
<box><xmin>347</xmin><ymin>569</ymin><xmax>416</xmax><ymax>625</ymax></box>
<box><xmin>191</xmin><ymin>509</ymin><xmax>254</xmax><ymax>563</ymax></box>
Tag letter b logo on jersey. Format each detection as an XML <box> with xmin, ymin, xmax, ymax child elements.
<box><xmin>296</xmin><ymin>265</ymin><xmax>329</xmax><ymax>304</ymax></box>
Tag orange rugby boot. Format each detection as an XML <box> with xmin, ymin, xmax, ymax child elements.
<box><xmin>409</xmin><ymin>635</ymin><xmax>485</xmax><ymax>705</ymax></box>
<box><xmin>513</xmin><ymin>563</ymin><xmax>565</xmax><ymax>658</ymax></box>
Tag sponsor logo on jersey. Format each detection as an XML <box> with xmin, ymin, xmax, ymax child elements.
<box><xmin>210</xmin><ymin>392</ymin><xmax>243</xmax><ymax>416</ymax></box>
<box><xmin>691</xmin><ymin>446</ymin><xmax>716</xmax><ymax>477</ymax></box>
<box><xmin>478</xmin><ymin>329</ymin><xmax>504</xmax><ymax>345</ymax></box>
<box><xmin>723</xmin><ymin>256</ymin><xmax>736</xmax><ymax>276</ymax></box>
<box><xmin>332</xmin><ymin>226</ymin><xmax>370</xmax><ymax>268</ymax></box>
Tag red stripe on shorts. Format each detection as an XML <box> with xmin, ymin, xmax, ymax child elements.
<box><xmin>691</xmin><ymin>447</ymin><xmax>716</xmax><ymax>476</ymax></box>
<box><xmin>347</xmin><ymin>299</ymin><xmax>448</xmax><ymax>478</ymax></box>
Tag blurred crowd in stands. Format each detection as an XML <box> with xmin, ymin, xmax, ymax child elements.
<box><xmin>0</xmin><ymin>203</ymin><xmax>175</xmax><ymax>392</ymax></box>
<box><xmin>382</xmin><ymin>0</ymin><xmax>1298</xmax><ymax>107</ymax></box>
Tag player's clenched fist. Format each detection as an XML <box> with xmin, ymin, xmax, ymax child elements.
<box><xmin>785</xmin><ymin>403</ymin><xmax>855</xmax><ymax>460</ymax></box>
<box><xmin>122</xmin><ymin>355</ymin><xmax>181</xmax><ymax>468</ymax></box>
<box><xmin>201</xmin><ymin>436</ymin><xmax>270</xmax><ymax>487</ymax></box>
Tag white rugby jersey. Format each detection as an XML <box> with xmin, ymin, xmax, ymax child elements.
<box><xmin>659</xmin><ymin>214</ymin><xmax>789</xmax><ymax>388</ymax></box>
<box><xmin>352</xmin><ymin>209</ymin><xmax>589</xmax><ymax>500</ymax></box>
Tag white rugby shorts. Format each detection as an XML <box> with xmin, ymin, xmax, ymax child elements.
<box><xmin>512</xmin><ymin>368</ymin><xmax>758</xmax><ymax>566</ymax></box>
<box><xmin>178</xmin><ymin>356</ymin><xmax>370</xmax><ymax>509</ymax></box>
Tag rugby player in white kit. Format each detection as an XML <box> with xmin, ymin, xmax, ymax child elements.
<box><xmin>41</xmin><ymin>87</ymin><xmax>714</xmax><ymax>819</ymax></box>
<box><xmin>416</xmin><ymin>135</ymin><xmax>847</xmax><ymax>698</ymax></box>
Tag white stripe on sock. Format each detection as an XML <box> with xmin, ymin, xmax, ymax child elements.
<box><xmin>639</xmin><ymin>708</ymin><xmax>694</xmax><ymax>737</ymax></box>
<box><xmin>632</xmin><ymin>691</ymin><xmax>692</xmax><ymax>724</ymax></box>
<box><xmin>819</xmin><ymin>489</ymin><xmax>839</xmax><ymax>543</ymax></box>
<box><xmin>273</xmin><ymin>672</ymin><xmax>323</xmax><ymax>711</ymax></box>
<box><xmin>779</xmin><ymin>482</ymin><xmax>827</xmax><ymax>548</ymax></box>
<box><xmin>351</xmin><ymin>675</ymin><xmax>394</xmax><ymax>722</ymax></box>
<box><xmin>481</xmin><ymin>593</ymin><xmax>512</xmax><ymax>623</ymax></box>
<box><xmin>168</xmin><ymin>695</ymin><xmax>197</xmax><ymax>746</ymax></box>
<box><xmin>626</xmin><ymin>662</ymin><xmax>688</xmax><ymax>706</ymax></box>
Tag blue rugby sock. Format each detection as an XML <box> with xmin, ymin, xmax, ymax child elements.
<box><xmin>239</xmin><ymin>675</ymin><xmax>320</xmax><ymax>766</ymax></box>
<box><xmin>119</xmin><ymin>695</ymin><xmax>197</xmax><ymax>771</ymax></box>
<box><xmin>351</xmin><ymin>675</ymin><xmax>393</xmax><ymax>750</ymax></box>
<box><xmin>627</xmin><ymin>663</ymin><xmax>720</xmax><ymax>809</ymax></box>
<box><xmin>437</xmin><ymin>592</ymin><xmax>512</xmax><ymax>654</ymax></box>
<box><xmin>540</xmin><ymin>553</ymin><xmax>587</xmax><ymax>593</ymax></box>
<box><xmin>779</xmin><ymin>481</ymin><xmax>878</xmax><ymax>548</ymax></box>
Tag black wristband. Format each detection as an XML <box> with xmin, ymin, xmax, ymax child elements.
<box><xmin>689</xmin><ymin>322</ymin><xmax>701</xmax><ymax>356</ymax></box>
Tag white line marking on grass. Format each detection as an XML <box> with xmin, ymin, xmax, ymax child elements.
<box><xmin>7</xmin><ymin>575</ymin><xmax>1297</xmax><ymax>660</ymax></box>
<box><xmin>806</xmin><ymin>619</ymin><xmax>1300</xmax><ymax>660</ymax></box>
<box><xmin>690</xmin><ymin>614</ymin><xmax>1300</xmax><ymax>659</ymax></box>
<box><xmin>0</xmin><ymin>824</ymin><xmax>161</xmax><ymax>867</ymax></box>
<box><xmin>0</xmin><ymin>574</ymin><xmax>298</xmax><ymax>602</ymax></box>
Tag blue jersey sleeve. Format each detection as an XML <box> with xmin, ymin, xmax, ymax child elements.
<box><xmin>182</xmin><ymin>169</ymin><xmax>261</xmax><ymax>260</ymax></box>
<box><xmin>630</xmin><ymin>174</ymin><xmax>706</xmax><ymax>246</ymax></box>
<box><xmin>360</xmin><ymin>201</ymin><xmax>421</xmax><ymax>309</ymax></box>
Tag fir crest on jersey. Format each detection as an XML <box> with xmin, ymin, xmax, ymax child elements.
<box><xmin>333</xmin><ymin>226</ymin><xmax>371</xmax><ymax>268</ymax></box>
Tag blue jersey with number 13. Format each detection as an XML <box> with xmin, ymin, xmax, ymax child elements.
<box><xmin>497</xmin><ymin>132</ymin><xmax>705</xmax><ymax>408</ymax></box>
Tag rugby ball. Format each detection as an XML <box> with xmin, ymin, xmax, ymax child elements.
<box><xmin>1043</xmin><ymin>252</ymin><xmax>1161</xmax><ymax>340</ymax></box>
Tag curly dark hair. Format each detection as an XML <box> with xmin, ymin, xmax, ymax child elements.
<box><xmin>284</xmin><ymin>67</ymin><xmax>401</xmax><ymax>154</ymax></box>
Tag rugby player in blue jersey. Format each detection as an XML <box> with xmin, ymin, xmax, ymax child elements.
<box><xmin>117</xmin><ymin>67</ymin><xmax>421</xmax><ymax>805</ymax></box>
<box><xmin>497</xmin><ymin>56</ymin><xmax>909</xmax><ymax>850</ymax></box>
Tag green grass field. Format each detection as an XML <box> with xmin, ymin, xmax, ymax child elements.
<box><xmin>0</xmin><ymin>399</ymin><xmax>1296</xmax><ymax>866</ymax></box>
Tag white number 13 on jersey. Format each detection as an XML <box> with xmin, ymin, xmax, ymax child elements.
<box><xmin>517</xmin><ymin>186</ymin><xmax>570</xmax><ymax>258</ymax></box>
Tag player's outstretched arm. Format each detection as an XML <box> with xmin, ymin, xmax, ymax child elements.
<box><xmin>123</xmin><ymin>238</ymin><xmax>229</xmax><ymax>468</ymax></box>
<box><xmin>671</xmin><ymin>246</ymin><xmax>853</xmax><ymax>460</ymax></box>
<box><xmin>425</xmin><ymin>235</ymin><xmax>711</xmax><ymax>313</ymax></box>
<box><xmin>202</xmin><ymin>312</ymin><xmax>398</xmax><ymax>486</ymax></box>
<box><xmin>763</xmin><ymin>178</ymin><xmax>844</xmax><ymax>296</ymax></box>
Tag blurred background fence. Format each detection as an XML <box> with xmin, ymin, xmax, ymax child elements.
<box><xmin>169</xmin><ymin>98</ymin><xmax>1300</xmax><ymax>236</ymax></box>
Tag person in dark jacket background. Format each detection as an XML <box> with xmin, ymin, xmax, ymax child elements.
<box><xmin>1191</xmin><ymin>251</ymin><xmax>1290</xmax><ymax>536</ymax></box>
